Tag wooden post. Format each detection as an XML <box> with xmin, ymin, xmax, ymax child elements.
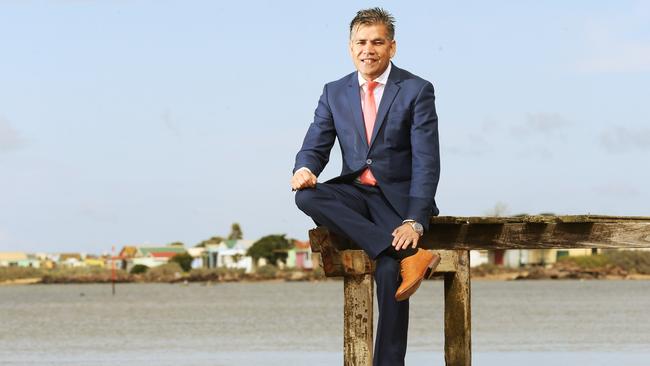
<box><xmin>308</xmin><ymin>229</ymin><xmax>376</xmax><ymax>366</ymax></box>
<box><xmin>344</xmin><ymin>274</ymin><xmax>373</xmax><ymax>366</ymax></box>
<box><xmin>444</xmin><ymin>250</ymin><xmax>471</xmax><ymax>366</ymax></box>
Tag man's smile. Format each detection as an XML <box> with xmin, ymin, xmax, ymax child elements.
<box><xmin>361</xmin><ymin>58</ymin><xmax>379</xmax><ymax>64</ymax></box>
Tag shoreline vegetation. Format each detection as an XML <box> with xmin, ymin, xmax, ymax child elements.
<box><xmin>2</xmin><ymin>251</ymin><xmax>650</xmax><ymax>285</ymax></box>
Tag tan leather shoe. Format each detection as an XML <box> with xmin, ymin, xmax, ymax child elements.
<box><xmin>395</xmin><ymin>249</ymin><xmax>440</xmax><ymax>302</ymax></box>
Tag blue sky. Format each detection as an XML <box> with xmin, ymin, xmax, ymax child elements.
<box><xmin>1</xmin><ymin>1</ymin><xmax>649</xmax><ymax>253</ymax></box>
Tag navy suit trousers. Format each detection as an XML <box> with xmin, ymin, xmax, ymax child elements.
<box><xmin>295</xmin><ymin>182</ymin><xmax>409</xmax><ymax>366</ymax></box>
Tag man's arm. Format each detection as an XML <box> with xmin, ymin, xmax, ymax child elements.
<box><xmin>391</xmin><ymin>81</ymin><xmax>440</xmax><ymax>250</ymax></box>
<box><xmin>292</xmin><ymin>84</ymin><xmax>336</xmax><ymax>189</ymax></box>
<box><xmin>406</xmin><ymin>81</ymin><xmax>440</xmax><ymax>231</ymax></box>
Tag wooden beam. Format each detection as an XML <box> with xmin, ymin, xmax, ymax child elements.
<box><xmin>312</xmin><ymin>216</ymin><xmax>650</xmax><ymax>252</ymax></box>
<box><xmin>309</xmin><ymin>226</ymin><xmax>461</xmax><ymax>276</ymax></box>
<box><xmin>444</xmin><ymin>250</ymin><xmax>471</xmax><ymax>366</ymax></box>
<box><xmin>421</xmin><ymin>218</ymin><xmax>650</xmax><ymax>250</ymax></box>
<box><xmin>433</xmin><ymin>250</ymin><xmax>460</xmax><ymax>273</ymax></box>
<box><xmin>430</xmin><ymin>215</ymin><xmax>650</xmax><ymax>224</ymax></box>
<box><xmin>344</xmin><ymin>274</ymin><xmax>374</xmax><ymax>366</ymax></box>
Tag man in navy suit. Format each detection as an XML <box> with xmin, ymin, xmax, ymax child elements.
<box><xmin>291</xmin><ymin>8</ymin><xmax>441</xmax><ymax>365</ymax></box>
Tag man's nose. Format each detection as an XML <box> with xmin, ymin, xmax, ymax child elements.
<box><xmin>362</xmin><ymin>45</ymin><xmax>375</xmax><ymax>55</ymax></box>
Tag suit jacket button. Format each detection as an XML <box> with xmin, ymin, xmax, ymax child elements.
<box><xmin>366</xmin><ymin>159</ymin><xmax>372</xmax><ymax>164</ymax></box>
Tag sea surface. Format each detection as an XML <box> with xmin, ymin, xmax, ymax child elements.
<box><xmin>1</xmin><ymin>280</ymin><xmax>650</xmax><ymax>365</ymax></box>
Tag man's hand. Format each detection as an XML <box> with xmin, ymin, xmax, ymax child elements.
<box><xmin>291</xmin><ymin>169</ymin><xmax>317</xmax><ymax>191</ymax></box>
<box><xmin>392</xmin><ymin>223</ymin><xmax>421</xmax><ymax>250</ymax></box>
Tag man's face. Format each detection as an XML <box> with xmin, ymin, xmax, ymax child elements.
<box><xmin>349</xmin><ymin>23</ymin><xmax>396</xmax><ymax>81</ymax></box>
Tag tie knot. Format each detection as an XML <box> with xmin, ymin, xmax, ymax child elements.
<box><xmin>367</xmin><ymin>81</ymin><xmax>379</xmax><ymax>92</ymax></box>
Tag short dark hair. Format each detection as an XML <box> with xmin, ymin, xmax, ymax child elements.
<box><xmin>349</xmin><ymin>7</ymin><xmax>395</xmax><ymax>40</ymax></box>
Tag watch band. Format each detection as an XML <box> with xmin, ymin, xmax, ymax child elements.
<box><xmin>402</xmin><ymin>219</ymin><xmax>423</xmax><ymax>236</ymax></box>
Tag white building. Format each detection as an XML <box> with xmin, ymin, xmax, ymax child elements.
<box><xmin>204</xmin><ymin>239</ymin><xmax>255</xmax><ymax>273</ymax></box>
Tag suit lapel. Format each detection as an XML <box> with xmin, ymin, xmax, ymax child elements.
<box><xmin>369</xmin><ymin>67</ymin><xmax>401</xmax><ymax>149</ymax></box>
<box><xmin>346</xmin><ymin>75</ymin><xmax>369</xmax><ymax>150</ymax></box>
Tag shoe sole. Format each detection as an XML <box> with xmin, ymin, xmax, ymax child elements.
<box><xmin>395</xmin><ymin>253</ymin><xmax>441</xmax><ymax>302</ymax></box>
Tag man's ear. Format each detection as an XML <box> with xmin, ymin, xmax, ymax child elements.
<box><xmin>390</xmin><ymin>40</ymin><xmax>397</xmax><ymax>58</ymax></box>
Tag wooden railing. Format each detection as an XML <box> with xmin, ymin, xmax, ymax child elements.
<box><xmin>308</xmin><ymin>215</ymin><xmax>650</xmax><ymax>366</ymax></box>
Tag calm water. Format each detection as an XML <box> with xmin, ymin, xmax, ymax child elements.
<box><xmin>1</xmin><ymin>280</ymin><xmax>650</xmax><ymax>365</ymax></box>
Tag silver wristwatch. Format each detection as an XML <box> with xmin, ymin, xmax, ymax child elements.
<box><xmin>403</xmin><ymin>220</ymin><xmax>424</xmax><ymax>236</ymax></box>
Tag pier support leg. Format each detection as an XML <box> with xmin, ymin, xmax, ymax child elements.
<box><xmin>444</xmin><ymin>250</ymin><xmax>471</xmax><ymax>366</ymax></box>
<box><xmin>343</xmin><ymin>274</ymin><xmax>374</xmax><ymax>366</ymax></box>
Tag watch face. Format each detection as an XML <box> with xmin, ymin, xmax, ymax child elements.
<box><xmin>413</xmin><ymin>222</ymin><xmax>424</xmax><ymax>234</ymax></box>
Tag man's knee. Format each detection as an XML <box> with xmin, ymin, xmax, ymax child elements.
<box><xmin>294</xmin><ymin>188</ymin><xmax>317</xmax><ymax>213</ymax></box>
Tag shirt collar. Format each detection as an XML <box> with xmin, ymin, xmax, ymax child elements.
<box><xmin>358</xmin><ymin>62</ymin><xmax>392</xmax><ymax>88</ymax></box>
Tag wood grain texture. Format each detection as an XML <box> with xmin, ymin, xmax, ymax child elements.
<box><xmin>344</xmin><ymin>274</ymin><xmax>374</xmax><ymax>366</ymax></box>
<box><xmin>444</xmin><ymin>250</ymin><xmax>471</xmax><ymax>366</ymax></box>
<box><xmin>312</xmin><ymin>216</ymin><xmax>650</xmax><ymax>253</ymax></box>
<box><xmin>422</xmin><ymin>219</ymin><xmax>650</xmax><ymax>250</ymax></box>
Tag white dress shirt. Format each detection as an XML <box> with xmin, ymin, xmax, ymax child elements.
<box><xmin>358</xmin><ymin>61</ymin><xmax>392</xmax><ymax>113</ymax></box>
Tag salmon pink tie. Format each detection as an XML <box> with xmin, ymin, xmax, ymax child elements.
<box><xmin>359</xmin><ymin>80</ymin><xmax>379</xmax><ymax>186</ymax></box>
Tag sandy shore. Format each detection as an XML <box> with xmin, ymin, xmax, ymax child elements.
<box><xmin>0</xmin><ymin>278</ymin><xmax>42</xmax><ymax>286</ymax></box>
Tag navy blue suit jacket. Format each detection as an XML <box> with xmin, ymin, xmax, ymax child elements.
<box><xmin>294</xmin><ymin>64</ymin><xmax>440</xmax><ymax>231</ymax></box>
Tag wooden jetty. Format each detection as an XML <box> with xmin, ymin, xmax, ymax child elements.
<box><xmin>308</xmin><ymin>215</ymin><xmax>650</xmax><ymax>366</ymax></box>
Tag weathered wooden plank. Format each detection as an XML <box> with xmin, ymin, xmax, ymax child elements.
<box><xmin>430</xmin><ymin>215</ymin><xmax>650</xmax><ymax>224</ymax></box>
<box><xmin>310</xmin><ymin>227</ymin><xmax>460</xmax><ymax>275</ymax></box>
<box><xmin>344</xmin><ymin>274</ymin><xmax>373</xmax><ymax>366</ymax></box>
<box><xmin>422</xmin><ymin>222</ymin><xmax>650</xmax><ymax>250</ymax></box>
<box><xmin>433</xmin><ymin>250</ymin><xmax>459</xmax><ymax>273</ymax></box>
<box><xmin>444</xmin><ymin>250</ymin><xmax>471</xmax><ymax>366</ymax></box>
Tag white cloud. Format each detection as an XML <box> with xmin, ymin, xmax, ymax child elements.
<box><xmin>162</xmin><ymin>108</ymin><xmax>182</xmax><ymax>138</ymax></box>
<box><xmin>447</xmin><ymin>113</ymin><xmax>568</xmax><ymax>158</ymax></box>
<box><xmin>510</xmin><ymin>113</ymin><xmax>569</xmax><ymax>138</ymax></box>
<box><xmin>600</xmin><ymin>126</ymin><xmax>650</xmax><ymax>153</ymax></box>
<box><xmin>0</xmin><ymin>116</ymin><xmax>24</xmax><ymax>153</ymax></box>
<box><xmin>445</xmin><ymin>132</ymin><xmax>493</xmax><ymax>157</ymax></box>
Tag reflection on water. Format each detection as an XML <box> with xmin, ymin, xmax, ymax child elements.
<box><xmin>1</xmin><ymin>280</ymin><xmax>649</xmax><ymax>365</ymax></box>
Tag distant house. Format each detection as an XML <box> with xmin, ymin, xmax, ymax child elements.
<box><xmin>126</xmin><ymin>245</ymin><xmax>187</xmax><ymax>272</ymax></box>
<box><xmin>203</xmin><ymin>239</ymin><xmax>255</xmax><ymax>273</ymax></box>
<box><xmin>84</xmin><ymin>256</ymin><xmax>105</xmax><ymax>268</ymax></box>
<box><xmin>58</xmin><ymin>253</ymin><xmax>85</xmax><ymax>268</ymax></box>
<box><xmin>286</xmin><ymin>240</ymin><xmax>313</xmax><ymax>269</ymax></box>
<box><xmin>114</xmin><ymin>246</ymin><xmax>139</xmax><ymax>270</ymax></box>
<box><xmin>469</xmin><ymin>250</ymin><xmax>489</xmax><ymax>267</ymax></box>
<box><xmin>0</xmin><ymin>252</ymin><xmax>40</xmax><ymax>268</ymax></box>
<box><xmin>490</xmin><ymin>248</ymin><xmax>601</xmax><ymax>268</ymax></box>
<box><xmin>186</xmin><ymin>247</ymin><xmax>205</xmax><ymax>269</ymax></box>
<box><xmin>119</xmin><ymin>246</ymin><xmax>138</xmax><ymax>259</ymax></box>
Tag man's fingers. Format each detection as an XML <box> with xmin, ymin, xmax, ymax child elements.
<box><xmin>396</xmin><ymin>234</ymin><xmax>409</xmax><ymax>250</ymax></box>
<box><xmin>291</xmin><ymin>170</ymin><xmax>318</xmax><ymax>190</ymax></box>
<box><xmin>291</xmin><ymin>171</ymin><xmax>317</xmax><ymax>191</ymax></box>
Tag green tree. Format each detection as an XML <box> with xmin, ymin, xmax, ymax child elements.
<box><xmin>228</xmin><ymin>223</ymin><xmax>243</xmax><ymax>240</ymax></box>
<box><xmin>130</xmin><ymin>264</ymin><xmax>149</xmax><ymax>274</ymax></box>
<box><xmin>169</xmin><ymin>252</ymin><xmax>193</xmax><ymax>272</ymax></box>
<box><xmin>247</xmin><ymin>234</ymin><xmax>292</xmax><ymax>265</ymax></box>
<box><xmin>195</xmin><ymin>236</ymin><xmax>224</xmax><ymax>247</ymax></box>
<box><xmin>168</xmin><ymin>241</ymin><xmax>185</xmax><ymax>247</ymax></box>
